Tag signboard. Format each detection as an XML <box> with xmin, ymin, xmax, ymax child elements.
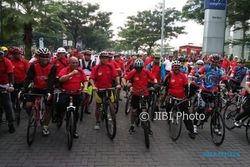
<box><xmin>68</xmin><ymin>40</ymin><xmax>73</xmax><ymax>47</ymax></box>
<box><xmin>204</xmin><ymin>0</ymin><xmax>227</xmax><ymax>10</ymax></box>
<box><xmin>63</xmin><ymin>40</ymin><xmax>67</xmax><ymax>46</ymax></box>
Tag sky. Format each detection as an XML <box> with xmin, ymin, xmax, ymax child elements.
<box><xmin>83</xmin><ymin>0</ymin><xmax>204</xmax><ymax>49</ymax></box>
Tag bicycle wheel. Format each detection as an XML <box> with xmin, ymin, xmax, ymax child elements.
<box><xmin>27</xmin><ymin>110</ymin><xmax>37</xmax><ymax>146</ymax></box>
<box><xmin>66</xmin><ymin>111</ymin><xmax>74</xmax><ymax>150</ymax></box>
<box><xmin>15</xmin><ymin>100</ymin><xmax>21</xmax><ymax>126</ymax></box>
<box><xmin>142</xmin><ymin>120</ymin><xmax>151</xmax><ymax>149</ymax></box>
<box><xmin>150</xmin><ymin>93</ymin><xmax>157</xmax><ymax>121</ymax></box>
<box><xmin>169</xmin><ymin>107</ymin><xmax>182</xmax><ymax>141</ymax></box>
<box><xmin>114</xmin><ymin>91</ymin><xmax>119</xmax><ymax>114</ymax></box>
<box><xmin>210</xmin><ymin>111</ymin><xmax>225</xmax><ymax>146</ymax></box>
<box><xmin>124</xmin><ymin>94</ymin><xmax>131</xmax><ymax>115</ymax></box>
<box><xmin>105</xmin><ymin>101</ymin><xmax>116</xmax><ymax>140</ymax></box>
<box><xmin>223</xmin><ymin>104</ymin><xmax>238</xmax><ymax>130</ymax></box>
<box><xmin>246</xmin><ymin>118</ymin><xmax>250</xmax><ymax>144</ymax></box>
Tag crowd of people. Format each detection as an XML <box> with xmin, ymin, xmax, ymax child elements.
<box><xmin>0</xmin><ymin>45</ymin><xmax>250</xmax><ymax>142</ymax></box>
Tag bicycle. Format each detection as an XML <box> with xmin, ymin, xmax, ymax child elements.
<box><xmin>167</xmin><ymin>96</ymin><xmax>188</xmax><ymax>141</ymax></box>
<box><xmin>192</xmin><ymin>90</ymin><xmax>225</xmax><ymax>146</ymax></box>
<box><xmin>133</xmin><ymin>89</ymin><xmax>152</xmax><ymax>149</ymax></box>
<box><xmin>24</xmin><ymin>93</ymin><xmax>46</xmax><ymax>146</ymax></box>
<box><xmin>223</xmin><ymin>87</ymin><xmax>246</xmax><ymax>130</ymax></box>
<box><xmin>97</xmin><ymin>88</ymin><xmax>117</xmax><ymax>140</ymax></box>
<box><xmin>65</xmin><ymin>92</ymin><xmax>77</xmax><ymax>150</ymax></box>
<box><xmin>13</xmin><ymin>87</ymin><xmax>23</xmax><ymax>126</ymax></box>
<box><xmin>124</xmin><ymin>86</ymin><xmax>131</xmax><ymax>115</ymax></box>
<box><xmin>148</xmin><ymin>84</ymin><xmax>161</xmax><ymax>121</ymax></box>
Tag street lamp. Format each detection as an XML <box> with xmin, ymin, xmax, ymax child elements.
<box><xmin>160</xmin><ymin>0</ymin><xmax>165</xmax><ymax>57</ymax></box>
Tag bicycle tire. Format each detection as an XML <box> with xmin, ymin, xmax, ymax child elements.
<box><xmin>150</xmin><ymin>93</ymin><xmax>157</xmax><ymax>121</ymax></box>
<box><xmin>210</xmin><ymin>111</ymin><xmax>225</xmax><ymax>146</ymax></box>
<box><xmin>66</xmin><ymin>111</ymin><xmax>74</xmax><ymax>150</ymax></box>
<box><xmin>105</xmin><ymin>101</ymin><xmax>116</xmax><ymax>140</ymax></box>
<box><xmin>115</xmin><ymin>95</ymin><xmax>119</xmax><ymax>114</ymax></box>
<box><xmin>26</xmin><ymin>110</ymin><xmax>37</xmax><ymax>146</ymax></box>
<box><xmin>246</xmin><ymin>118</ymin><xmax>250</xmax><ymax>145</ymax></box>
<box><xmin>223</xmin><ymin>104</ymin><xmax>238</xmax><ymax>130</ymax></box>
<box><xmin>125</xmin><ymin>94</ymin><xmax>131</xmax><ymax>115</ymax></box>
<box><xmin>142</xmin><ymin>120</ymin><xmax>151</xmax><ymax>148</ymax></box>
<box><xmin>169</xmin><ymin>107</ymin><xmax>182</xmax><ymax>141</ymax></box>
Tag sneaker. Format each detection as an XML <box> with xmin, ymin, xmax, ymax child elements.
<box><xmin>234</xmin><ymin>121</ymin><xmax>242</xmax><ymax>127</ymax></box>
<box><xmin>214</xmin><ymin>128</ymin><xmax>222</xmax><ymax>136</ymax></box>
<box><xmin>8</xmin><ymin>124</ymin><xmax>15</xmax><ymax>133</ymax></box>
<box><xmin>94</xmin><ymin>122</ymin><xmax>100</xmax><ymax>130</ymax></box>
<box><xmin>188</xmin><ymin>132</ymin><xmax>196</xmax><ymax>139</ymax></box>
<box><xmin>42</xmin><ymin>126</ymin><xmax>50</xmax><ymax>136</ymax></box>
<box><xmin>73</xmin><ymin>131</ymin><xmax>79</xmax><ymax>138</ymax></box>
<box><xmin>193</xmin><ymin>125</ymin><xmax>198</xmax><ymax>134</ymax></box>
<box><xmin>129</xmin><ymin>125</ymin><xmax>135</xmax><ymax>134</ymax></box>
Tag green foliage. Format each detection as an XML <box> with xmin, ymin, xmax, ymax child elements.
<box><xmin>118</xmin><ymin>7</ymin><xmax>185</xmax><ymax>53</ymax></box>
<box><xmin>182</xmin><ymin>0</ymin><xmax>204</xmax><ymax>25</ymax></box>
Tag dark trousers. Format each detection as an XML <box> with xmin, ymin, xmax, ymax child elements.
<box><xmin>166</xmin><ymin>99</ymin><xmax>194</xmax><ymax>133</ymax></box>
<box><xmin>0</xmin><ymin>91</ymin><xmax>14</xmax><ymax>124</ymax></box>
<box><xmin>56</xmin><ymin>93</ymin><xmax>81</xmax><ymax>132</ymax></box>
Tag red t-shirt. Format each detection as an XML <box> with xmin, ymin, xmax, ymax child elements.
<box><xmin>230</xmin><ymin>60</ymin><xmax>237</xmax><ymax>69</ymax></box>
<box><xmin>125</xmin><ymin>68</ymin><xmax>155</xmax><ymax>96</ymax></box>
<box><xmin>150</xmin><ymin>64</ymin><xmax>161</xmax><ymax>83</ymax></box>
<box><xmin>33</xmin><ymin>63</ymin><xmax>53</xmax><ymax>89</ymax></box>
<box><xmin>168</xmin><ymin>71</ymin><xmax>188</xmax><ymax>98</ymax></box>
<box><xmin>51</xmin><ymin>57</ymin><xmax>69</xmax><ymax>75</ymax></box>
<box><xmin>90</xmin><ymin>64</ymin><xmax>118</xmax><ymax>89</ymax></box>
<box><xmin>58</xmin><ymin>67</ymin><xmax>87</xmax><ymax>92</ymax></box>
<box><xmin>221</xmin><ymin>58</ymin><xmax>230</xmax><ymax>72</ymax></box>
<box><xmin>11</xmin><ymin>58</ymin><xmax>29</xmax><ymax>83</ymax></box>
<box><xmin>110</xmin><ymin>60</ymin><xmax>122</xmax><ymax>75</ymax></box>
<box><xmin>145</xmin><ymin>57</ymin><xmax>153</xmax><ymax>66</ymax></box>
<box><xmin>0</xmin><ymin>57</ymin><xmax>14</xmax><ymax>84</ymax></box>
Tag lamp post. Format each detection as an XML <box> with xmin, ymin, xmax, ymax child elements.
<box><xmin>0</xmin><ymin>0</ymin><xmax>3</xmax><ymax>45</ymax></box>
<box><xmin>160</xmin><ymin>0</ymin><xmax>165</xmax><ymax>57</ymax></box>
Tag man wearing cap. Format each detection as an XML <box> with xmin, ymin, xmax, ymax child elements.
<box><xmin>0</xmin><ymin>49</ymin><xmax>15</xmax><ymax>133</ymax></box>
<box><xmin>51</xmin><ymin>47</ymin><xmax>69</xmax><ymax>75</ymax></box>
<box><xmin>90</xmin><ymin>52</ymin><xmax>120</xmax><ymax>130</ymax></box>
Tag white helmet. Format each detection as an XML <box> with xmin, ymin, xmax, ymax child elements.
<box><xmin>57</xmin><ymin>47</ymin><xmax>66</xmax><ymax>54</ymax></box>
<box><xmin>196</xmin><ymin>60</ymin><xmax>204</xmax><ymax>65</ymax></box>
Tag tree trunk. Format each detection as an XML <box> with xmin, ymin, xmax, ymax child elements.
<box><xmin>23</xmin><ymin>22</ymin><xmax>33</xmax><ymax>59</ymax></box>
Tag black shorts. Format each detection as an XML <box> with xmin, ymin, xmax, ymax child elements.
<box><xmin>131</xmin><ymin>95</ymin><xmax>149</xmax><ymax>109</ymax></box>
<box><xmin>25</xmin><ymin>88</ymin><xmax>52</xmax><ymax>106</ymax></box>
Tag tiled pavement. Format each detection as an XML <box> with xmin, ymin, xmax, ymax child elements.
<box><xmin>0</xmin><ymin>96</ymin><xmax>250</xmax><ymax>167</ymax></box>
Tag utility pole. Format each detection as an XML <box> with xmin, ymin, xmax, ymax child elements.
<box><xmin>0</xmin><ymin>0</ymin><xmax>3</xmax><ymax>45</ymax></box>
<box><xmin>160</xmin><ymin>0</ymin><xmax>165</xmax><ymax>57</ymax></box>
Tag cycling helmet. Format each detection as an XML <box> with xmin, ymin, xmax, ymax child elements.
<box><xmin>178</xmin><ymin>56</ymin><xmax>186</xmax><ymax>62</ymax></box>
<box><xmin>237</xmin><ymin>58</ymin><xmax>245</xmax><ymax>64</ymax></box>
<box><xmin>0</xmin><ymin>50</ymin><xmax>4</xmax><ymax>55</ymax></box>
<box><xmin>154</xmin><ymin>53</ymin><xmax>160</xmax><ymax>59</ymax></box>
<box><xmin>99</xmin><ymin>51</ymin><xmax>109</xmax><ymax>58</ymax></box>
<box><xmin>57</xmin><ymin>47</ymin><xmax>66</xmax><ymax>53</ymax></box>
<box><xmin>11</xmin><ymin>47</ymin><xmax>22</xmax><ymax>54</ymax></box>
<box><xmin>196</xmin><ymin>60</ymin><xmax>204</xmax><ymax>65</ymax></box>
<box><xmin>134</xmin><ymin>58</ymin><xmax>144</xmax><ymax>68</ymax></box>
<box><xmin>37</xmin><ymin>48</ymin><xmax>50</xmax><ymax>57</ymax></box>
<box><xmin>172</xmin><ymin>60</ymin><xmax>181</xmax><ymax>67</ymax></box>
<box><xmin>82</xmin><ymin>50</ymin><xmax>92</xmax><ymax>55</ymax></box>
<box><xmin>210</xmin><ymin>54</ymin><xmax>221</xmax><ymax>63</ymax></box>
<box><xmin>1</xmin><ymin>46</ymin><xmax>8</xmax><ymax>52</ymax></box>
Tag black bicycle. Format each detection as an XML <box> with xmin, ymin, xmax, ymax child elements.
<box><xmin>134</xmin><ymin>89</ymin><xmax>152</xmax><ymax>149</ymax></box>
<box><xmin>148</xmin><ymin>84</ymin><xmax>161</xmax><ymax>121</ymax></box>
<box><xmin>167</xmin><ymin>96</ymin><xmax>188</xmax><ymax>141</ymax></box>
<box><xmin>124</xmin><ymin>86</ymin><xmax>131</xmax><ymax>115</ymax></box>
<box><xmin>192</xmin><ymin>90</ymin><xmax>225</xmax><ymax>146</ymax></box>
<box><xmin>97</xmin><ymin>88</ymin><xmax>117</xmax><ymax>140</ymax></box>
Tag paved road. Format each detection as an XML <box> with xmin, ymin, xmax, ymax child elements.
<box><xmin>0</xmin><ymin>94</ymin><xmax>250</xmax><ymax>167</ymax></box>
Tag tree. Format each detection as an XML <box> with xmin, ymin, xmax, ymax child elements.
<box><xmin>1</xmin><ymin>0</ymin><xmax>65</xmax><ymax>59</ymax></box>
<box><xmin>118</xmin><ymin>7</ymin><xmax>185</xmax><ymax>53</ymax></box>
<box><xmin>182</xmin><ymin>0</ymin><xmax>204</xmax><ymax>25</ymax></box>
<box><xmin>59</xmin><ymin>1</ymin><xmax>113</xmax><ymax>50</ymax></box>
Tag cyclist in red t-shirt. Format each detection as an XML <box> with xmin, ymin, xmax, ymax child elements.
<box><xmin>123</xmin><ymin>58</ymin><xmax>157</xmax><ymax>133</ymax></box>
<box><xmin>0</xmin><ymin>49</ymin><xmax>15</xmax><ymax>133</ymax></box>
<box><xmin>57</xmin><ymin>56</ymin><xmax>88</xmax><ymax>138</ymax></box>
<box><xmin>23</xmin><ymin>48</ymin><xmax>57</xmax><ymax>136</ymax></box>
<box><xmin>90</xmin><ymin>52</ymin><xmax>121</xmax><ymax>130</ymax></box>
<box><xmin>163</xmin><ymin>60</ymin><xmax>196</xmax><ymax>139</ymax></box>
